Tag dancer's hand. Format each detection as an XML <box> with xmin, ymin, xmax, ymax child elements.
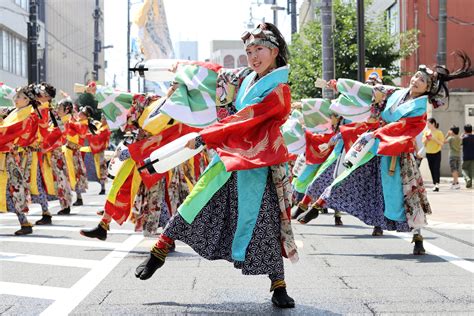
<box><xmin>185</xmin><ymin>138</ymin><xmax>196</xmax><ymax>149</ymax></box>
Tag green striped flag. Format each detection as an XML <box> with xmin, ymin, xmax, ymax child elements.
<box><xmin>281</xmin><ymin>109</ymin><xmax>306</xmax><ymax>154</ymax></box>
<box><xmin>329</xmin><ymin>79</ymin><xmax>373</xmax><ymax>122</ymax></box>
<box><xmin>301</xmin><ymin>98</ymin><xmax>333</xmax><ymax>134</ymax></box>
<box><xmin>0</xmin><ymin>83</ymin><xmax>15</xmax><ymax>108</ymax></box>
<box><xmin>94</xmin><ymin>86</ymin><xmax>134</xmax><ymax>130</ymax></box>
<box><xmin>160</xmin><ymin>63</ymin><xmax>219</xmax><ymax>127</ymax></box>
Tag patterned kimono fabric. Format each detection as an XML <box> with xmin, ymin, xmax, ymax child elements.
<box><xmin>4</xmin><ymin>152</ymin><xmax>31</xmax><ymax>227</ymax></box>
<box><xmin>317</xmin><ymin>88</ymin><xmax>431</xmax><ymax>233</ymax></box>
<box><xmin>153</xmin><ymin>67</ymin><xmax>298</xmax><ymax>288</ymax></box>
<box><xmin>47</xmin><ymin>147</ymin><xmax>72</xmax><ymax>210</ymax></box>
<box><xmin>62</xmin><ymin>116</ymin><xmax>89</xmax><ymax>199</ymax></box>
<box><xmin>0</xmin><ymin>105</ymin><xmax>38</xmax><ymax>233</ymax></box>
<box><xmin>84</xmin><ymin>122</ymin><xmax>111</xmax><ymax>193</ymax></box>
<box><xmin>22</xmin><ymin>147</ymin><xmax>49</xmax><ymax>215</ymax></box>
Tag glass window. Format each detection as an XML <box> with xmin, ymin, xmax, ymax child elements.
<box><xmin>238</xmin><ymin>55</ymin><xmax>247</xmax><ymax>67</ymax></box>
<box><xmin>387</xmin><ymin>2</ymin><xmax>399</xmax><ymax>35</ymax></box>
<box><xmin>21</xmin><ymin>41</ymin><xmax>26</xmax><ymax>77</ymax></box>
<box><xmin>0</xmin><ymin>31</ymin><xmax>2</xmax><ymax>70</ymax></box>
<box><xmin>3</xmin><ymin>31</ymin><xmax>10</xmax><ymax>72</ymax></box>
<box><xmin>223</xmin><ymin>55</ymin><xmax>235</xmax><ymax>68</ymax></box>
<box><xmin>15</xmin><ymin>38</ymin><xmax>21</xmax><ymax>75</ymax></box>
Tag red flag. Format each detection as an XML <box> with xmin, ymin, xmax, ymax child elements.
<box><xmin>374</xmin><ymin>114</ymin><xmax>426</xmax><ymax>156</ymax></box>
<box><xmin>305</xmin><ymin>131</ymin><xmax>335</xmax><ymax>165</ymax></box>
<box><xmin>200</xmin><ymin>84</ymin><xmax>292</xmax><ymax>171</ymax></box>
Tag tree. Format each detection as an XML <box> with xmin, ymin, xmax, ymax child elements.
<box><xmin>289</xmin><ymin>0</ymin><xmax>418</xmax><ymax>100</ymax></box>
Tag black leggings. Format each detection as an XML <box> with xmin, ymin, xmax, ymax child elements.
<box><xmin>426</xmin><ymin>151</ymin><xmax>442</xmax><ymax>184</ymax></box>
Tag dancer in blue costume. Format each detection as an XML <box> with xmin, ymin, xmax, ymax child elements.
<box><xmin>135</xmin><ymin>23</ymin><xmax>298</xmax><ymax>308</ymax></box>
<box><xmin>298</xmin><ymin>52</ymin><xmax>473</xmax><ymax>254</ymax></box>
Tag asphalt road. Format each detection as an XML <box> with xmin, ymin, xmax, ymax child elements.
<box><xmin>1</xmin><ymin>181</ymin><xmax>472</xmax><ymax>315</ymax></box>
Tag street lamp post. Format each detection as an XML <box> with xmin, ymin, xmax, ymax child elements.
<box><xmin>270</xmin><ymin>5</ymin><xmax>286</xmax><ymax>27</ymax></box>
<box><xmin>28</xmin><ymin>0</ymin><xmax>38</xmax><ymax>84</ymax></box>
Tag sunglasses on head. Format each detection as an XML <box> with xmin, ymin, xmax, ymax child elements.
<box><xmin>241</xmin><ymin>24</ymin><xmax>267</xmax><ymax>43</ymax></box>
<box><xmin>418</xmin><ymin>65</ymin><xmax>434</xmax><ymax>75</ymax></box>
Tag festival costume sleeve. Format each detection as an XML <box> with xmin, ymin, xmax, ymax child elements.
<box><xmin>200</xmin><ymin>84</ymin><xmax>291</xmax><ymax>172</ymax></box>
<box><xmin>127</xmin><ymin>123</ymin><xmax>201</xmax><ymax>188</ymax></box>
<box><xmin>305</xmin><ymin>130</ymin><xmax>335</xmax><ymax>164</ymax></box>
<box><xmin>373</xmin><ymin>114</ymin><xmax>427</xmax><ymax>156</ymax></box>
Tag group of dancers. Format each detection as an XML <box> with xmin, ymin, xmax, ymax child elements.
<box><xmin>2</xmin><ymin>22</ymin><xmax>473</xmax><ymax>309</ymax></box>
<box><xmin>0</xmin><ymin>82</ymin><xmax>110</xmax><ymax>235</ymax></box>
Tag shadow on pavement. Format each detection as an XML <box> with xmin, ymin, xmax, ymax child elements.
<box><xmin>317</xmin><ymin>252</ymin><xmax>448</xmax><ymax>263</ymax></box>
<box><xmin>143</xmin><ymin>301</ymin><xmax>340</xmax><ymax>315</ymax></box>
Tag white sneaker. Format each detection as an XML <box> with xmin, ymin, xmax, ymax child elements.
<box><xmin>451</xmin><ymin>183</ymin><xmax>461</xmax><ymax>190</ymax></box>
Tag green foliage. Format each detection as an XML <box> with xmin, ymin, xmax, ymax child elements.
<box><xmin>289</xmin><ymin>0</ymin><xmax>419</xmax><ymax>99</ymax></box>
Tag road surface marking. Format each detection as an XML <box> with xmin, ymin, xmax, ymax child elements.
<box><xmin>0</xmin><ymin>252</ymin><xmax>99</xmax><ymax>268</ymax></box>
<box><xmin>0</xmin><ymin>224</ymin><xmax>137</xmax><ymax>235</ymax></box>
<box><xmin>0</xmin><ymin>236</ymin><xmax>121</xmax><ymax>249</ymax></box>
<box><xmin>388</xmin><ymin>231</ymin><xmax>474</xmax><ymax>274</ymax></box>
<box><xmin>0</xmin><ymin>282</ymin><xmax>66</xmax><ymax>300</ymax></box>
<box><xmin>40</xmin><ymin>234</ymin><xmax>143</xmax><ymax>316</ymax></box>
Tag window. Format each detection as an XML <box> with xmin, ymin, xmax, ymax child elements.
<box><xmin>14</xmin><ymin>0</ymin><xmax>28</xmax><ymax>11</ymax></box>
<box><xmin>223</xmin><ymin>55</ymin><xmax>235</xmax><ymax>68</ymax></box>
<box><xmin>238</xmin><ymin>55</ymin><xmax>247</xmax><ymax>67</ymax></box>
<box><xmin>0</xmin><ymin>29</ymin><xmax>27</xmax><ymax>77</ymax></box>
<box><xmin>387</xmin><ymin>2</ymin><xmax>399</xmax><ymax>35</ymax></box>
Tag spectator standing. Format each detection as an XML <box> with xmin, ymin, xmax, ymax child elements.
<box><xmin>423</xmin><ymin>118</ymin><xmax>445</xmax><ymax>191</ymax></box>
<box><xmin>445</xmin><ymin>126</ymin><xmax>462</xmax><ymax>189</ymax></box>
<box><xmin>462</xmin><ymin>124</ymin><xmax>474</xmax><ymax>188</ymax></box>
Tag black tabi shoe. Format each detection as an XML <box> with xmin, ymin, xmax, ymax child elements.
<box><xmin>98</xmin><ymin>189</ymin><xmax>106</xmax><ymax>195</ymax></box>
<box><xmin>14</xmin><ymin>226</ymin><xmax>33</xmax><ymax>236</ymax></box>
<box><xmin>334</xmin><ymin>216</ymin><xmax>343</xmax><ymax>226</ymax></box>
<box><xmin>135</xmin><ymin>253</ymin><xmax>165</xmax><ymax>280</ymax></box>
<box><xmin>321</xmin><ymin>208</ymin><xmax>329</xmax><ymax>214</ymax></box>
<box><xmin>80</xmin><ymin>224</ymin><xmax>107</xmax><ymax>241</ymax></box>
<box><xmin>73</xmin><ymin>199</ymin><xmax>83</xmax><ymax>206</ymax></box>
<box><xmin>271</xmin><ymin>288</ymin><xmax>295</xmax><ymax>308</ymax></box>
<box><xmin>96</xmin><ymin>210</ymin><xmax>105</xmax><ymax>216</ymax></box>
<box><xmin>296</xmin><ymin>207</ymin><xmax>320</xmax><ymax>224</ymax></box>
<box><xmin>57</xmin><ymin>207</ymin><xmax>71</xmax><ymax>215</ymax></box>
<box><xmin>412</xmin><ymin>234</ymin><xmax>426</xmax><ymax>255</ymax></box>
<box><xmin>291</xmin><ymin>205</ymin><xmax>307</xmax><ymax>219</ymax></box>
<box><xmin>35</xmin><ymin>214</ymin><xmax>52</xmax><ymax>225</ymax></box>
<box><xmin>372</xmin><ymin>226</ymin><xmax>383</xmax><ymax>236</ymax></box>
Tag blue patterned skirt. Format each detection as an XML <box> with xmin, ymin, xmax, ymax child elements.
<box><xmin>321</xmin><ymin>156</ymin><xmax>410</xmax><ymax>232</ymax></box>
<box><xmin>163</xmin><ymin>172</ymin><xmax>284</xmax><ymax>278</ymax></box>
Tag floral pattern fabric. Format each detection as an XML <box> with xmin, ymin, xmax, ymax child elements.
<box><xmin>5</xmin><ymin>153</ymin><xmax>29</xmax><ymax>224</ymax></box>
<box><xmin>50</xmin><ymin>148</ymin><xmax>72</xmax><ymax>209</ymax></box>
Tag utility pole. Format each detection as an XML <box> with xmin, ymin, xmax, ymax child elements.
<box><xmin>320</xmin><ymin>0</ymin><xmax>335</xmax><ymax>99</ymax></box>
<box><xmin>356</xmin><ymin>0</ymin><xmax>365</xmax><ymax>82</ymax></box>
<box><xmin>93</xmin><ymin>0</ymin><xmax>102</xmax><ymax>81</ymax></box>
<box><xmin>27</xmin><ymin>0</ymin><xmax>38</xmax><ymax>84</ymax></box>
<box><xmin>437</xmin><ymin>0</ymin><xmax>447</xmax><ymax>66</ymax></box>
<box><xmin>289</xmin><ymin>0</ymin><xmax>297</xmax><ymax>35</ymax></box>
<box><xmin>127</xmin><ymin>0</ymin><xmax>131</xmax><ymax>91</ymax></box>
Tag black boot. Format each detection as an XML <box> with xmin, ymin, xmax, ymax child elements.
<box><xmin>321</xmin><ymin>208</ymin><xmax>329</xmax><ymax>214</ymax></box>
<box><xmin>135</xmin><ymin>252</ymin><xmax>166</xmax><ymax>280</ymax></box>
<box><xmin>80</xmin><ymin>224</ymin><xmax>107</xmax><ymax>241</ymax></box>
<box><xmin>98</xmin><ymin>189</ymin><xmax>106</xmax><ymax>195</ymax></box>
<box><xmin>291</xmin><ymin>204</ymin><xmax>307</xmax><ymax>219</ymax></box>
<box><xmin>272</xmin><ymin>288</ymin><xmax>295</xmax><ymax>308</ymax></box>
<box><xmin>372</xmin><ymin>226</ymin><xmax>383</xmax><ymax>236</ymax></box>
<box><xmin>296</xmin><ymin>206</ymin><xmax>320</xmax><ymax>224</ymax></box>
<box><xmin>57</xmin><ymin>207</ymin><xmax>70</xmax><ymax>215</ymax></box>
<box><xmin>14</xmin><ymin>225</ymin><xmax>33</xmax><ymax>236</ymax></box>
<box><xmin>73</xmin><ymin>199</ymin><xmax>83</xmax><ymax>206</ymax></box>
<box><xmin>35</xmin><ymin>214</ymin><xmax>52</xmax><ymax>225</ymax></box>
<box><xmin>412</xmin><ymin>234</ymin><xmax>426</xmax><ymax>255</ymax></box>
<box><xmin>334</xmin><ymin>216</ymin><xmax>343</xmax><ymax>226</ymax></box>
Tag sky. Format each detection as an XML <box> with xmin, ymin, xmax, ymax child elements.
<box><xmin>104</xmin><ymin>0</ymin><xmax>302</xmax><ymax>92</ymax></box>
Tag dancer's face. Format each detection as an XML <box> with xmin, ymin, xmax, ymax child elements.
<box><xmin>409</xmin><ymin>72</ymin><xmax>429</xmax><ymax>97</ymax></box>
<box><xmin>246</xmin><ymin>45</ymin><xmax>278</xmax><ymax>77</ymax></box>
<box><xmin>14</xmin><ymin>92</ymin><xmax>29</xmax><ymax>108</ymax></box>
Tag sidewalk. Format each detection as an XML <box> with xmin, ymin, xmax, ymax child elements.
<box><xmin>423</xmin><ymin>178</ymin><xmax>473</xmax><ymax>225</ymax></box>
